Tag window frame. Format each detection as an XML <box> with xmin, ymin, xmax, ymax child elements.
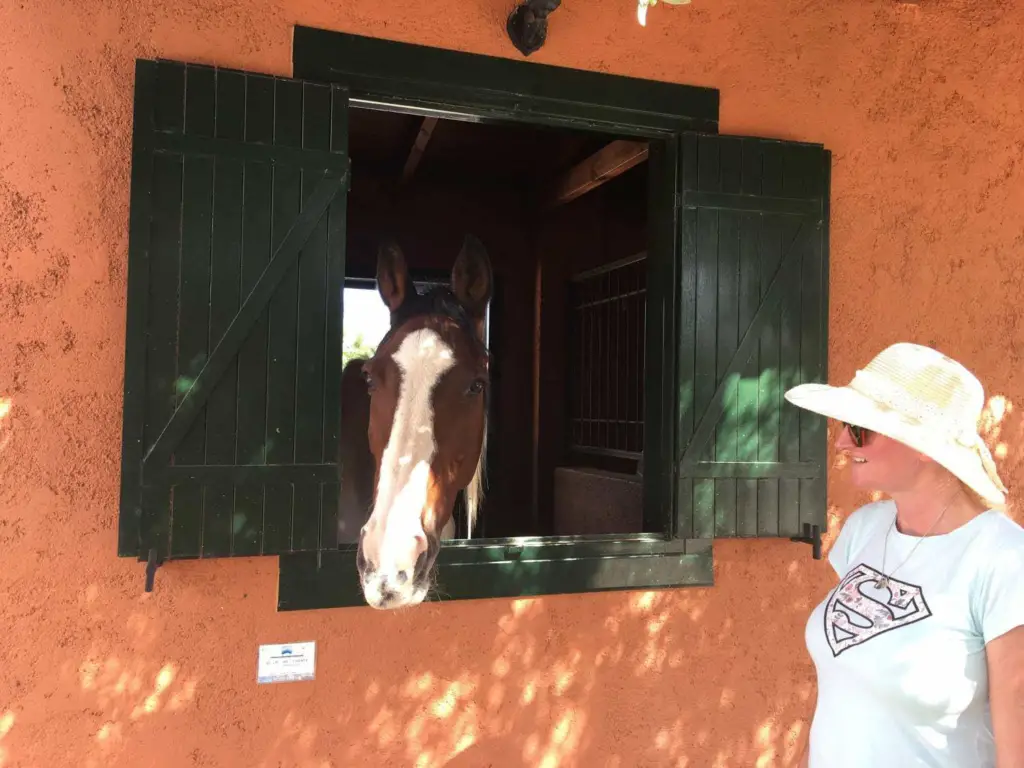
<box><xmin>276</xmin><ymin>26</ymin><xmax>723</xmax><ymax>611</ymax></box>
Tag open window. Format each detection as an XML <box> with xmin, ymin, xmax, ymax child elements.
<box><xmin>336</xmin><ymin>102</ymin><xmax>655</xmax><ymax>545</ymax></box>
<box><xmin>117</xmin><ymin>29</ymin><xmax>830</xmax><ymax>610</ymax></box>
<box><xmin>341</xmin><ymin>276</ymin><xmax>487</xmax><ymax>370</ymax></box>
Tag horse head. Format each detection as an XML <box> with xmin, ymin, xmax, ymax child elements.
<box><xmin>355</xmin><ymin>234</ymin><xmax>492</xmax><ymax>609</ymax></box>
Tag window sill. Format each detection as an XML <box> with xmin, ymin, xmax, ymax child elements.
<box><xmin>277</xmin><ymin>536</ymin><xmax>713</xmax><ymax>611</ymax></box>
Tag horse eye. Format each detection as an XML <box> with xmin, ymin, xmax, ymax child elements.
<box><xmin>363</xmin><ymin>370</ymin><xmax>377</xmax><ymax>392</ymax></box>
<box><xmin>467</xmin><ymin>378</ymin><xmax>485</xmax><ymax>396</ymax></box>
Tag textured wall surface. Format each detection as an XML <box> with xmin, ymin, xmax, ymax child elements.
<box><xmin>1</xmin><ymin>0</ymin><xmax>1022</xmax><ymax>766</ymax></box>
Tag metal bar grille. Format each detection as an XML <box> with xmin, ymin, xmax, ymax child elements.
<box><xmin>567</xmin><ymin>253</ymin><xmax>646</xmax><ymax>459</ymax></box>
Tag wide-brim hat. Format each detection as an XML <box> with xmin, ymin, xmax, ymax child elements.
<box><xmin>784</xmin><ymin>342</ymin><xmax>1008</xmax><ymax>506</ymax></box>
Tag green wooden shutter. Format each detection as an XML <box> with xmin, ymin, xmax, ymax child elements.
<box><xmin>118</xmin><ymin>59</ymin><xmax>350</xmax><ymax>584</ymax></box>
<box><xmin>675</xmin><ymin>133</ymin><xmax>830</xmax><ymax>553</ymax></box>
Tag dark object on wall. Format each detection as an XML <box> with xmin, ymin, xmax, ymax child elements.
<box><xmin>506</xmin><ymin>0</ymin><xmax>562</xmax><ymax>56</ymax></box>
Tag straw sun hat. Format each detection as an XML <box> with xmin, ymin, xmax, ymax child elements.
<box><xmin>784</xmin><ymin>342</ymin><xmax>1008</xmax><ymax>506</ymax></box>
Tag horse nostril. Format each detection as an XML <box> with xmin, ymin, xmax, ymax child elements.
<box><xmin>395</xmin><ymin>570</ymin><xmax>409</xmax><ymax>585</ymax></box>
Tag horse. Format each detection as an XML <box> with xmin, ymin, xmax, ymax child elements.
<box><xmin>338</xmin><ymin>234</ymin><xmax>492</xmax><ymax>610</ymax></box>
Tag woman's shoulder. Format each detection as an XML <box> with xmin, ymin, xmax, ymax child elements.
<box><xmin>967</xmin><ymin>510</ymin><xmax>1024</xmax><ymax>642</ymax></box>
<box><xmin>829</xmin><ymin>500</ymin><xmax>893</xmax><ymax>573</ymax></box>
<box><xmin>964</xmin><ymin>510</ymin><xmax>1024</xmax><ymax>596</ymax></box>
<box><xmin>972</xmin><ymin>508</ymin><xmax>1024</xmax><ymax>552</ymax></box>
<box><xmin>841</xmin><ymin>499</ymin><xmax>895</xmax><ymax>533</ymax></box>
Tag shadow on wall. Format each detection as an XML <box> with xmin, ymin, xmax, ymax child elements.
<box><xmin>355</xmin><ymin>585</ymin><xmax>817</xmax><ymax>768</ymax></box>
<box><xmin>979</xmin><ymin>395</ymin><xmax>1023</xmax><ymax>481</ymax></box>
<box><xmin>124</xmin><ymin>579</ymin><xmax>818</xmax><ymax>767</ymax></box>
<box><xmin>0</xmin><ymin>553</ymin><xmax>821</xmax><ymax>767</ymax></box>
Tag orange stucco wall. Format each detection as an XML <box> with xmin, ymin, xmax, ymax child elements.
<box><xmin>2</xmin><ymin>1</ymin><xmax>1023</xmax><ymax>766</ymax></box>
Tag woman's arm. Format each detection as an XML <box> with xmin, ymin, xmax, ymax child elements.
<box><xmin>987</xmin><ymin>625</ymin><xmax>1024</xmax><ymax>768</ymax></box>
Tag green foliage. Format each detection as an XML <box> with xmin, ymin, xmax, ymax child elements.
<box><xmin>342</xmin><ymin>332</ymin><xmax>377</xmax><ymax>368</ymax></box>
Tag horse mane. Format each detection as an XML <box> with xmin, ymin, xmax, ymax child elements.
<box><xmin>465</xmin><ymin>416</ymin><xmax>487</xmax><ymax>539</ymax></box>
<box><xmin>380</xmin><ymin>285</ymin><xmax>487</xmax><ymax>354</ymax></box>
<box><xmin>381</xmin><ymin>284</ymin><xmax>490</xmax><ymax>539</ymax></box>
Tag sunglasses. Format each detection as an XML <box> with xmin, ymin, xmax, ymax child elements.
<box><xmin>843</xmin><ymin>422</ymin><xmax>872</xmax><ymax>447</ymax></box>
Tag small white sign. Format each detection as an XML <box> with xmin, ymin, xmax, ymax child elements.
<box><xmin>257</xmin><ymin>641</ymin><xmax>316</xmax><ymax>684</ymax></box>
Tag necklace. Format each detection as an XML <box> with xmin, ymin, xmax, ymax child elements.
<box><xmin>874</xmin><ymin>489</ymin><xmax>961</xmax><ymax>590</ymax></box>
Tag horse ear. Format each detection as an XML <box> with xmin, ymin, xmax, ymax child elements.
<box><xmin>451</xmin><ymin>234</ymin><xmax>493</xmax><ymax>335</ymax></box>
<box><xmin>377</xmin><ymin>239</ymin><xmax>411</xmax><ymax>314</ymax></box>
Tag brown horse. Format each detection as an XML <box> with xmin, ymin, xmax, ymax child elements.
<box><xmin>339</xmin><ymin>235</ymin><xmax>492</xmax><ymax>610</ymax></box>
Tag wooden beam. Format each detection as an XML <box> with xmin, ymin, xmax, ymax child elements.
<box><xmin>400</xmin><ymin>116</ymin><xmax>439</xmax><ymax>184</ymax></box>
<box><xmin>546</xmin><ymin>140</ymin><xmax>649</xmax><ymax>208</ymax></box>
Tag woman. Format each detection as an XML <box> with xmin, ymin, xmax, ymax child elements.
<box><xmin>785</xmin><ymin>343</ymin><xmax>1024</xmax><ymax>767</ymax></box>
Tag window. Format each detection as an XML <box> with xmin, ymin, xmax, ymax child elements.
<box><xmin>118</xmin><ymin>29</ymin><xmax>830</xmax><ymax>609</ymax></box>
<box><xmin>342</xmin><ymin>277</ymin><xmax>485</xmax><ymax>367</ymax></box>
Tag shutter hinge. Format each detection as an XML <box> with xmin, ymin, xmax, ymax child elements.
<box><xmin>144</xmin><ymin>548</ymin><xmax>163</xmax><ymax>592</ymax></box>
<box><xmin>790</xmin><ymin>523</ymin><xmax>822</xmax><ymax>560</ymax></box>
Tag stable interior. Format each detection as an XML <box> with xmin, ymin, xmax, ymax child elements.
<box><xmin>343</xmin><ymin>104</ymin><xmax>650</xmax><ymax>540</ymax></box>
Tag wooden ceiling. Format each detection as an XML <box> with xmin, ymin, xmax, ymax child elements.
<box><xmin>348</xmin><ymin>105</ymin><xmax>648</xmax><ymax>201</ymax></box>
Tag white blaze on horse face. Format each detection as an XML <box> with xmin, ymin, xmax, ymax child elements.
<box><xmin>363</xmin><ymin>328</ymin><xmax>455</xmax><ymax>606</ymax></box>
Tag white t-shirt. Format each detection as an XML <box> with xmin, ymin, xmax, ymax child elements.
<box><xmin>805</xmin><ymin>500</ymin><xmax>1024</xmax><ymax>767</ymax></box>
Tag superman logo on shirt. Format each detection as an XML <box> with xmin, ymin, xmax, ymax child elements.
<box><xmin>824</xmin><ymin>564</ymin><xmax>933</xmax><ymax>656</ymax></box>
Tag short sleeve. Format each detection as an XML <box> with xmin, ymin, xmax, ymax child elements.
<box><xmin>974</xmin><ymin>545</ymin><xmax>1024</xmax><ymax>645</ymax></box>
